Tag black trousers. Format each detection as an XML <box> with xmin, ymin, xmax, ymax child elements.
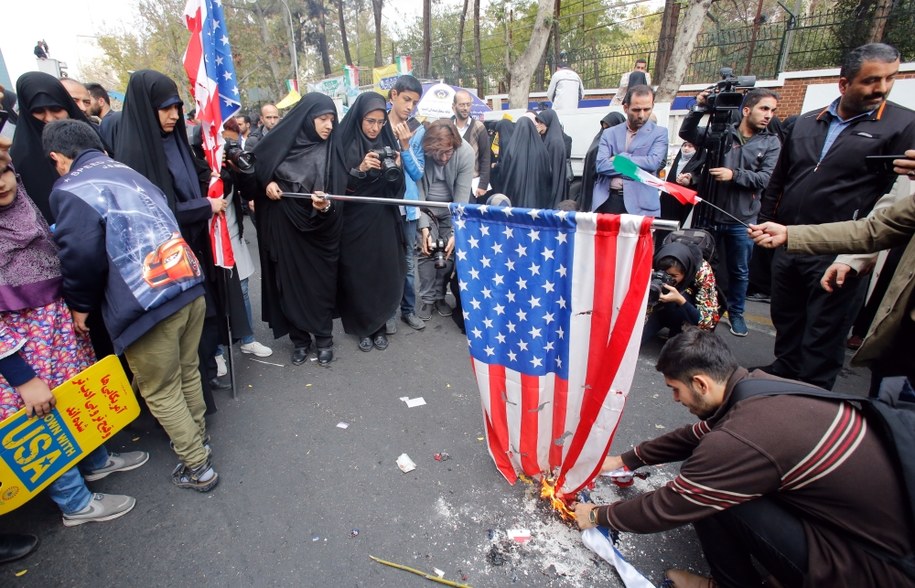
<box><xmin>694</xmin><ymin>498</ymin><xmax>808</xmax><ymax>588</ymax></box>
<box><xmin>595</xmin><ymin>189</ymin><xmax>627</xmax><ymax>214</ymax></box>
<box><xmin>770</xmin><ymin>249</ymin><xmax>863</xmax><ymax>389</ymax></box>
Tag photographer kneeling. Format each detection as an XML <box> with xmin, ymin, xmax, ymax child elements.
<box><xmin>642</xmin><ymin>241</ymin><xmax>721</xmax><ymax>344</ymax></box>
<box><xmin>416</xmin><ymin>120</ymin><xmax>474</xmax><ymax>321</ymax></box>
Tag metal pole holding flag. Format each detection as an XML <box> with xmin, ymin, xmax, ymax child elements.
<box><xmin>280</xmin><ymin>192</ymin><xmax>683</xmax><ymax>231</ymax></box>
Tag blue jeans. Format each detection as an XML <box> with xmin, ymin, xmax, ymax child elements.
<box><xmin>240</xmin><ymin>277</ymin><xmax>255</xmax><ymax>345</ymax></box>
<box><xmin>401</xmin><ymin>219</ymin><xmax>417</xmax><ymax>316</ymax></box>
<box><xmin>47</xmin><ymin>445</ymin><xmax>109</xmax><ymax>514</ymax></box>
<box><xmin>716</xmin><ymin>223</ymin><xmax>753</xmax><ymax>317</ymax></box>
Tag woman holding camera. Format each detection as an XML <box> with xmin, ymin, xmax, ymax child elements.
<box><xmin>642</xmin><ymin>241</ymin><xmax>720</xmax><ymax>344</ymax></box>
<box><xmin>251</xmin><ymin>93</ymin><xmax>343</xmax><ymax>367</ymax></box>
<box><xmin>333</xmin><ymin>92</ymin><xmax>406</xmax><ymax>353</ymax></box>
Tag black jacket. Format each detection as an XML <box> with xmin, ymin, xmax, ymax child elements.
<box><xmin>679</xmin><ymin>109</ymin><xmax>782</xmax><ymax>224</ymax></box>
<box><xmin>760</xmin><ymin>100</ymin><xmax>915</xmax><ymax>225</ymax></box>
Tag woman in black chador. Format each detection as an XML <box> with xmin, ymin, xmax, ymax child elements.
<box><xmin>499</xmin><ymin>115</ymin><xmax>551</xmax><ymax>210</ymax></box>
<box><xmin>332</xmin><ymin>92</ymin><xmax>406</xmax><ymax>353</ymax></box>
<box><xmin>252</xmin><ymin>93</ymin><xmax>344</xmax><ymax>366</ymax></box>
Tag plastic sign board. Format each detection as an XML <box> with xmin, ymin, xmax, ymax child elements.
<box><xmin>0</xmin><ymin>355</ymin><xmax>140</xmax><ymax>515</ymax></box>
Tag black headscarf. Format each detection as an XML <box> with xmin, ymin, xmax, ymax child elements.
<box><xmin>580</xmin><ymin>111</ymin><xmax>626</xmax><ymax>211</ymax></box>
<box><xmin>488</xmin><ymin>119</ymin><xmax>515</xmax><ymax>194</ymax></box>
<box><xmin>11</xmin><ymin>72</ymin><xmax>92</xmax><ymax>222</ymax></box>
<box><xmin>116</xmin><ymin>70</ymin><xmax>202</xmax><ymax>212</ymax></box>
<box><xmin>535</xmin><ymin>108</ymin><xmax>570</xmax><ymax>206</ymax></box>
<box><xmin>333</xmin><ymin>92</ymin><xmax>397</xmax><ymax>174</ymax></box>
<box><xmin>655</xmin><ymin>241</ymin><xmax>701</xmax><ymax>291</ymax></box>
<box><xmin>499</xmin><ymin>116</ymin><xmax>551</xmax><ymax>210</ymax></box>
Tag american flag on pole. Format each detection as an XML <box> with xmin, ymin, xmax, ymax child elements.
<box><xmin>451</xmin><ymin>205</ymin><xmax>653</xmax><ymax>496</ymax></box>
<box><xmin>183</xmin><ymin>0</ymin><xmax>241</xmax><ymax>268</ymax></box>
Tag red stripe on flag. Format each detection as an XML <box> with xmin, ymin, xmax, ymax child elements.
<box><xmin>557</xmin><ymin>215</ymin><xmax>654</xmax><ymax>493</ymax></box>
<box><xmin>486</xmin><ymin>364</ymin><xmax>516</xmax><ymax>483</ymax></box>
<box><xmin>520</xmin><ymin>373</ymin><xmax>541</xmax><ymax>476</ymax></box>
<box><xmin>549</xmin><ymin>374</ymin><xmax>568</xmax><ymax>470</ymax></box>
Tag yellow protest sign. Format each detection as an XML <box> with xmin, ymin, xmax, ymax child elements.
<box><xmin>0</xmin><ymin>355</ymin><xmax>140</xmax><ymax>515</ymax></box>
<box><xmin>373</xmin><ymin>63</ymin><xmax>400</xmax><ymax>94</ymax></box>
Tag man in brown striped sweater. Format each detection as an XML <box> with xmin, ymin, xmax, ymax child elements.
<box><xmin>575</xmin><ymin>328</ymin><xmax>912</xmax><ymax>587</ymax></box>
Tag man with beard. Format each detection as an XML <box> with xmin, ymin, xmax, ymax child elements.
<box><xmin>757</xmin><ymin>43</ymin><xmax>915</xmax><ymax>389</ymax></box>
<box><xmin>451</xmin><ymin>89</ymin><xmax>490</xmax><ymax>200</ymax></box>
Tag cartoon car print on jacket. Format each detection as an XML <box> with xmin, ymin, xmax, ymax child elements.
<box><xmin>142</xmin><ymin>233</ymin><xmax>201</xmax><ymax>288</ymax></box>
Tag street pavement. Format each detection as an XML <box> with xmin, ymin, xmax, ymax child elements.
<box><xmin>0</xmin><ymin>227</ymin><xmax>871</xmax><ymax>587</ymax></box>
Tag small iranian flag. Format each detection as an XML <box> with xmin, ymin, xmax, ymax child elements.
<box><xmin>396</xmin><ymin>55</ymin><xmax>413</xmax><ymax>74</ymax></box>
<box><xmin>613</xmin><ymin>155</ymin><xmax>700</xmax><ymax>206</ymax></box>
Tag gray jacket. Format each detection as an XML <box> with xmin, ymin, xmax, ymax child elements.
<box><xmin>679</xmin><ymin>110</ymin><xmax>782</xmax><ymax>224</ymax></box>
<box><xmin>417</xmin><ymin>141</ymin><xmax>475</xmax><ymax>207</ymax></box>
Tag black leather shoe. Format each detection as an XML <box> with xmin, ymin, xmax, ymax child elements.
<box><xmin>0</xmin><ymin>533</ymin><xmax>39</xmax><ymax>564</ymax></box>
<box><xmin>291</xmin><ymin>346</ymin><xmax>310</xmax><ymax>365</ymax></box>
<box><xmin>373</xmin><ymin>334</ymin><xmax>389</xmax><ymax>351</ymax></box>
<box><xmin>208</xmin><ymin>377</ymin><xmax>232</xmax><ymax>390</ymax></box>
<box><xmin>317</xmin><ymin>347</ymin><xmax>333</xmax><ymax>365</ymax></box>
<box><xmin>358</xmin><ymin>337</ymin><xmax>373</xmax><ymax>352</ymax></box>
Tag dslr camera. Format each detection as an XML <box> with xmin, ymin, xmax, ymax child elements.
<box><xmin>224</xmin><ymin>139</ymin><xmax>255</xmax><ymax>174</ymax></box>
<box><xmin>429</xmin><ymin>236</ymin><xmax>448</xmax><ymax>269</ymax></box>
<box><xmin>370</xmin><ymin>146</ymin><xmax>402</xmax><ymax>183</ymax></box>
<box><xmin>647</xmin><ymin>270</ymin><xmax>677</xmax><ymax>307</ymax></box>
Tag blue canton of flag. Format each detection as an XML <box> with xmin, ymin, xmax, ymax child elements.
<box><xmin>201</xmin><ymin>0</ymin><xmax>241</xmax><ymax>121</ymax></box>
<box><xmin>453</xmin><ymin>205</ymin><xmax>574</xmax><ymax>380</ymax></box>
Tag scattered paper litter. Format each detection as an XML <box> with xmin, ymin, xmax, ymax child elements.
<box><xmin>507</xmin><ymin>529</ymin><xmax>532</xmax><ymax>544</ymax></box>
<box><xmin>336</xmin><ymin>422</ymin><xmax>349</xmax><ymax>429</ymax></box>
<box><xmin>434</xmin><ymin>568</ymin><xmax>445</xmax><ymax>578</ymax></box>
<box><xmin>399</xmin><ymin>396</ymin><xmax>409</xmax><ymax>402</ymax></box>
<box><xmin>405</xmin><ymin>397</ymin><xmax>426</xmax><ymax>408</ymax></box>
<box><xmin>396</xmin><ymin>453</ymin><xmax>417</xmax><ymax>473</ymax></box>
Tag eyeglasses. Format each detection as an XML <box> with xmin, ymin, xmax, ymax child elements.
<box><xmin>363</xmin><ymin>117</ymin><xmax>387</xmax><ymax>127</ymax></box>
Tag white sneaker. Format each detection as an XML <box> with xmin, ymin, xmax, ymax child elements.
<box><xmin>62</xmin><ymin>493</ymin><xmax>136</xmax><ymax>527</ymax></box>
<box><xmin>214</xmin><ymin>354</ymin><xmax>227</xmax><ymax>377</ymax></box>
<box><xmin>240</xmin><ymin>341</ymin><xmax>273</xmax><ymax>357</ymax></box>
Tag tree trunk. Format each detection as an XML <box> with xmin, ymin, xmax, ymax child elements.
<box><xmin>252</xmin><ymin>2</ymin><xmax>284</xmax><ymax>94</ymax></box>
<box><xmin>503</xmin><ymin>8</ymin><xmax>513</xmax><ymax>93</ymax></box>
<box><xmin>552</xmin><ymin>0</ymin><xmax>561</xmax><ymax>73</ymax></box>
<box><xmin>455</xmin><ymin>0</ymin><xmax>469</xmax><ymax>84</ymax></box>
<box><xmin>372</xmin><ymin>0</ymin><xmax>383</xmax><ymax>67</ymax></box>
<box><xmin>655</xmin><ymin>0</ymin><xmax>714</xmax><ymax>102</ymax></box>
<box><xmin>314</xmin><ymin>0</ymin><xmax>332</xmax><ymax>76</ymax></box>
<box><xmin>508</xmin><ymin>0</ymin><xmax>554</xmax><ymax>108</ymax></box>
<box><xmin>744</xmin><ymin>0</ymin><xmax>765</xmax><ymax>75</ymax></box>
<box><xmin>868</xmin><ymin>0</ymin><xmax>893</xmax><ymax>43</ymax></box>
<box><xmin>654</xmin><ymin>0</ymin><xmax>680</xmax><ymax>84</ymax></box>
<box><xmin>473</xmin><ymin>0</ymin><xmax>484</xmax><ymax>95</ymax></box>
<box><xmin>337</xmin><ymin>0</ymin><xmax>353</xmax><ymax>65</ymax></box>
<box><xmin>422</xmin><ymin>0</ymin><xmax>432</xmax><ymax>77</ymax></box>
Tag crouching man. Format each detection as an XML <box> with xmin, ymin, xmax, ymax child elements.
<box><xmin>574</xmin><ymin>328</ymin><xmax>912</xmax><ymax>587</ymax></box>
<box><xmin>44</xmin><ymin>119</ymin><xmax>218</xmax><ymax>492</ymax></box>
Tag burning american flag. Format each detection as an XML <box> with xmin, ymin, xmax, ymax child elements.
<box><xmin>451</xmin><ymin>205</ymin><xmax>653</xmax><ymax>496</ymax></box>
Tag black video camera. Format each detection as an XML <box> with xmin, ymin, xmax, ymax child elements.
<box><xmin>225</xmin><ymin>139</ymin><xmax>255</xmax><ymax>174</ymax></box>
<box><xmin>370</xmin><ymin>146</ymin><xmax>402</xmax><ymax>183</ymax></box>
<box><xmin>429</xmin><ymin>236</ymin><xmax>448</xmax><ymax>269</ymax></box>
<box><xmin>706</xmin><ymin>67</ymin><xmax>756</xmax><ymax>113</ymax></box>
<box><xmin>647</xmin><ymin>270</ymin><xmax>677</xmax><ymax>307</ymax></box>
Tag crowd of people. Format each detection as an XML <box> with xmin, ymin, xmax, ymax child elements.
<box><xmin>0</xmin><ymin>39</ymin><xmax>912</xmax><ymax>586</ymax></box>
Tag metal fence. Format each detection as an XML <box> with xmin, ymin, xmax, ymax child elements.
<box><xmin>422</xmin><ymin>8</ymin><xmax>914</xmax><ymax>97</ymax></box>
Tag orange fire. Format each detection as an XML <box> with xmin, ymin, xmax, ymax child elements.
<box><xmin>540</xmin><ymin>477</ymin><xmax>576</xmax><ymax>521</ymax></box>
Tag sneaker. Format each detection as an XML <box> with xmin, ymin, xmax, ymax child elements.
<box><xmin>401</xmin><ymin>313</ymin><xmax>426</xmax><ymax>330</ymax></box>
<box><xmin>215</xmin><ymin>354</ymin><xmax>227</xmax><ymax>377</ymax></box>
<box><xmin>728</xmin><ymin>314</ymin><xmax>749</xmax><ymax>337</ymax></box>
<box><xmin>417</xmin><ymin>303</ymin><xmax>434</xmax><ymax>321</ymax></box>
<box><xmin>240</xmin><ymin>341</ymin><xmax>273</xmax><ymax>357</ymax></box>
<box><xmin>435</xmin><ymin>299</ymin><xmax>453</xmax><ymax>317</ymax></box>
<box><xmin>172</xmin><ymin>460</ymin><xmax>219</xmax><ymax>493</ymax></box>
<box><xmin>385</xmin><ymin>317</ymin><xmax>398</xmax><ymax>335</ymax></box>
<box><xmin>83</xmin><ymin>451</ymin><xmax>150</xmax><ymax>482</ymax></box>
<box><xmin>62</xmin><ymin>493</ymin><xmax>136</xmax><ymax>527</ymax></box>
<box><xmin>746</xmin><ymin>292</ymin><xmax>771</xmax><ymax>303</ymax></box>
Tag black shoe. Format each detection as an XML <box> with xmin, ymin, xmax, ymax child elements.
<box><xmin>358</xmin><ymin>337</ymin><xmax>373</xmax><ymax>352</ymax></box>
<box><xmin>291</xmin><ymin>346</ymin><xmax>310</xmax><ymax>365</ymax></box>
<box><xmin>317</xmin><ymin>347</ymin><xmax>333</xmax><ymax>365</ymax></box>
<box><xmin>373</xmin><ymin>334</ymin><xmax>389</xmax><ymax>351</ymax></box>
<box><xmin>435</xmin><ymin>300</ymin><xmax>453</xmax><ymax>317</ymax></box>
<box><xmin>0</xmin><ymin>533</ymin><xmax>39</xmax><ymax>563</ymax></box>
<box><xmin>208</xmin><ymin>377</ymin><xmax>231</xmax><ymax>390</ymax></box>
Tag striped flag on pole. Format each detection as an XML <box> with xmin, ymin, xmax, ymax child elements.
<box><xmin>614</xmin><ymin>154</ymin><xmax>700</xmax><ymax>206</ymax></box>
<box><xmin>451</xmin><ymin>205</ymin><xmax>653</xmax><ymax>495</ymax></box>
<box><xmin>183</xmin><ymin>0</ymin><xmax>241</xmax><ymax>268</ymax></box>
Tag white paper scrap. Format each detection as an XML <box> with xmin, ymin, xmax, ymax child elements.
<box><xmin>396</xmin><ymin>453</ymin><xmax>416</xmax><ymax>473</ymax></box>
<box><xmin>336</xmin><ymin>422</ymin><xmax>349</xmax><ymax>429</ymax></box>
<box><xmin>405</xmin><ymin>397</ymin><xmax>427</xmax><ymax>408</ymax></box>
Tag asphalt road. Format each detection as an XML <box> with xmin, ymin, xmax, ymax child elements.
<box><xmin>0</xmin><ymin>224</ymin><xmax>871</xmax><ymax>588</ymax></box>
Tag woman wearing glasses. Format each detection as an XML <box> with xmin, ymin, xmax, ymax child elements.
<box><xmin>333</xmin><ymin>92</ymin><xmax>406</xmax><ymax>353</ymax></box>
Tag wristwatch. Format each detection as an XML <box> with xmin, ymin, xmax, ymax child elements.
<box><xmin>589</xmin><ymin>507</ymin><xmax>598</xmax><ymax>525</ymax></box>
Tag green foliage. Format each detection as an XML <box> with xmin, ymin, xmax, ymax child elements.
<box><xmin>831</xmin><ymin>0</ymin><xmax>915</xmax><ymax>60</ymax></box>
